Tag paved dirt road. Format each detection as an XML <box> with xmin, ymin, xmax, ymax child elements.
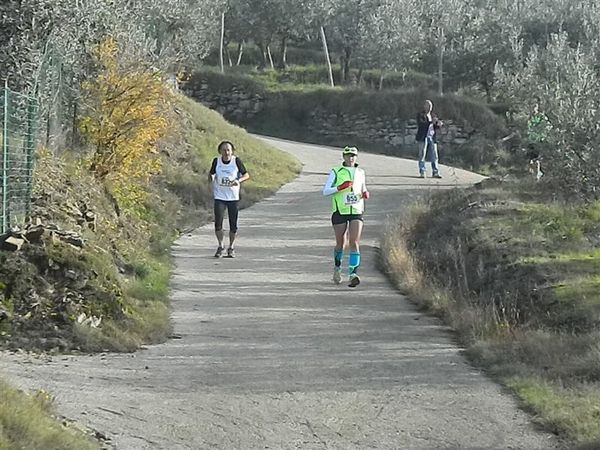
<box><xmin>1</xmin><ymin>137</ymin><xmax>560</xmax><ymax>449</ymax></box>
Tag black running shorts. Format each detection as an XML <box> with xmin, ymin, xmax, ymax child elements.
<box><xmin>331</xmin><ymin>211</ymin><xmax>363</xmax><ymax>225</ymax></box>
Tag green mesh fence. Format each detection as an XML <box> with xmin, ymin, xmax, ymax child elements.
<box><xmin>0</xmin><ymin>83</ymin><xmax>39</xmax><ymax>234</ymax></box>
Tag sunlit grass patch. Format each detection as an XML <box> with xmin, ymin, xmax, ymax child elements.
<box><xmin>510</xmin><ymin>377</ymin><xmax>600</xmax><ymax>443</ymax></box>
<box><xmin>123</xmin><ymin>255</ymin><xmax>171</xmax><ymax>303</ymax></box>
<box><xmin>516</xmin><ymin>203</ymin><xmax>599</xmax><ymax>241</ymax></box>
<box><xmin>522</xmin><ymin>249</ymin><xmax>600</xmax><ymax>272</ymax></box>
<box><xmin>0</xmin><ymin>381</ymin><xmax>99</xmax><ymax>450</ymax></box>
<box><xmin>583</xmin><ymin>201</ymin><xmax>600</xmax><ymax>222</ymax></box>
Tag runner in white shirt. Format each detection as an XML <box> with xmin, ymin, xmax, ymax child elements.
<box><xmin>208</xmin><ymin>141</ymin><xmax>250</xmax><ymax>258</ymax></box>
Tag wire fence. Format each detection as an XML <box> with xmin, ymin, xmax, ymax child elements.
<box><xmin>0</xmin><ymin>82</ymin><xmax>39</xmax><ymax>234</ymax></box>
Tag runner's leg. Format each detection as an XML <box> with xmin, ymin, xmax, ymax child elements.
<box><xmin>226</xmin><ymin>200</ymin><xmax>239</xmax><ymax>249</ymax></box>
<box><xmin>348</xmin><ymin>219</ymin><xmax>363</xmax><ymax>286</ymax></box>
<box><xmin>213</xmin><ymin>200</ymin><xmax>226</xmax><ymax>256</ymax></box>
<box><xmin>333</xmin><ymin>222</ymin><xmax>348</xmax><ymax>284</ymax></box>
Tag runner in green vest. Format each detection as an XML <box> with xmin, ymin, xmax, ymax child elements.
<box><xmin>322</xmin><ymin>146</ymin><xmax>370</xmax><ymax>287</ymax></box>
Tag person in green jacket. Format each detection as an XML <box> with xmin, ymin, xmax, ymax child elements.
<box><xmin>526</xmin><ymin>101</ymin><xmax>551</xmax><ymax>181</ymax></box>
<box><xmin>322</xmin><ymin>146</ymin><xmax>370</xmax><ymax>287</ymax></box>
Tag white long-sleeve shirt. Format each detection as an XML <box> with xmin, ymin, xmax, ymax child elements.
<box><xmin>322</xmin><ymin>166</ymin><xmax>367</xmax><ymax>196</ymax></box>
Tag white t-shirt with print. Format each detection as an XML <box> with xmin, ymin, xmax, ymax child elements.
<box><xmin>213</xmin><ymin>156</ymin><xmax>242</xmax><ymax>201</ymax></box>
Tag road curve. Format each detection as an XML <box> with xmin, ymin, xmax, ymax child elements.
<box><xmin>0</xmin><ymin>137</ymin><xmax>560</xmax><ymax>450</ymax></box>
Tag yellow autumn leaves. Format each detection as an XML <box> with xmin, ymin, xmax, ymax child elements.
<box><xmin>80</xmin><ymin>38</ymin><xmax>174</xmax><ymax>210</ymax></box>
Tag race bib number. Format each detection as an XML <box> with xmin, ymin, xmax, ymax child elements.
<box><xmin>219</xmin><ymin>177</ymin><xmax>235</xmax><ymax>186</ymax></box>
<box><xmin>345</xmin><ymin>192</ymin><xmax>359</xmax><ymax>205</ymax></box>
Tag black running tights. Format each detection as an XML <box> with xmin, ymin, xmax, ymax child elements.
<box><xmin>214</xmin><ymin>199</ymin><xmax>239</xmax><ymax>233</ymax></box>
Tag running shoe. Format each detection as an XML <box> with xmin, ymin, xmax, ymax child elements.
<box><xmin>432</xmin><ymin>173</ymin><xmax>442</xmax><ymax>179</ymax></box>
<box><xmin>348</xmin><ymin>273</ymin><xmax>361</xmax><ymax>288</ymax></box>
<box><xmin>333</xmin><ymin>267</ymin><xmax>342</xmax><ymax>285</ymax></box>
<box><xmin>214</xmin><ymin>246</ymin><xmax>224</xmax><ymax>258</ymax></box>
<box><xmin>226</xmin><ymin>247</ymin><xmax>236</xmax><ymax>258</ymax></box>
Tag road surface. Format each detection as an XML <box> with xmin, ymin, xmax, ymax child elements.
<box><xmin>0</xmin><ymin>137</ymin><xmax>560</xmax><ymax>449</ymax></box>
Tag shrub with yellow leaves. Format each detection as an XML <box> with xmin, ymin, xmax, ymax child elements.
<box><xmin>80</xmin><ymin>37</ymin><xmax>174</xmax><ymax>210</ymax></box>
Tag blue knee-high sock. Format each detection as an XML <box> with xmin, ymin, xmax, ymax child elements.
<box><xmin>348</xmin><ymin>251</ymin><xmax>361</xmax><ymax>275</ymax></box>
<box><xmin>334</xmin><ymin>249</ymin><xmax>344</xmax><ymax>268</ymax></box>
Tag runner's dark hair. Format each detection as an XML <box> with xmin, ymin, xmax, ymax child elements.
<box><xmin>217</xmin><ymin>141</ymin><xmax>235</xmax><ymax>152</ymax></box>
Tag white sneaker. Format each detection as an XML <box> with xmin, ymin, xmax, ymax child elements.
<box><xmin>333</xmin><ymin>267</ymin><xmax>342</xmax><ymax>284</ymax></box>
<box><xmin>348</xmin><ymin>273</ymin><xmax>360</xmax><ymax>288</ymax></box>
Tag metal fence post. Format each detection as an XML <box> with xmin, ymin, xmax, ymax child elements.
<box><xmin>25</xmin><ymin>98</ymin><xmax>36</xmax><ymax>220</ymax></box>
<box><xmin>2</xmin><ymin>80</ymin><xmax>8</xmax><ymax>234</ymax></box>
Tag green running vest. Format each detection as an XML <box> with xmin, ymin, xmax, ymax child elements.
<box><xmin>331</xmin><ymin>166</ymin><xmax>364</xmax><ymax>215</ymax></box>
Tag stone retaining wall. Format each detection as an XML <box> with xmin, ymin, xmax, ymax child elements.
<box><xmin>183</xmin><ymin>81</ymin><xmax>474</xmax><ymax>149</ymax></box>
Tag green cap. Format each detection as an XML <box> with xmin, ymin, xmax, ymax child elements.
<box><xmin>343</xmin><ymin>146</ymin><xmax>358</xmax><ymax>156</ymax></box>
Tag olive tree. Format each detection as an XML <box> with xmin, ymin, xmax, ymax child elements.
<box><xmin>495</xmin><ymin>32</ymin><xmax>600</xmax><ymax>199</ymax></box>
<box><xmin>353</xmin><ymin>0</ymin><xmax>424</xmax><ymax>88</ymax></box>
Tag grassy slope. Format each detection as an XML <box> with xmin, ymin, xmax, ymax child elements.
<box><xmin>0</xmin><ymin>380</ymin><xmax>99</xmax><ymax>450</ymax></box>
<box><xmin>166</xmin><ymin>96</ymin><xmax>301</xmax><ymax>218</ymax></box>
<box><xmin>382</xmin><ymin>178</ymin><xmax>600</xmax><ymax>447</ymax></box>
<box><xmin>0</xmin><ymin>96</ymin><xmax>299</xmax><ymax>449</ymax></box>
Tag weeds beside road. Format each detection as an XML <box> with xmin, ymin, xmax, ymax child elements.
<box><xmin>382</xmin><ymin>177</ymin><xmax>600</xmax><ymax>447</ymax></box>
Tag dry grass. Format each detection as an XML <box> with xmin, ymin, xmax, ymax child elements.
<box><xmin>381</xmin><ymin>180</ymin><xmax>600</xmax><ymax>444</ymax></box>
<box><xmin>0</xmin><ymin>380</ymin><xmax>99</xmax><ymax>449</ymax></box>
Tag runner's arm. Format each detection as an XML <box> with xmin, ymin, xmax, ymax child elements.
<box><xmin>236</xmin><ymin>158</ymin><xmax>250</xmax><ymax>183</ymax></box>
<box><xmin>361</xmin><ymin>171</ymin><xmax>370</xmax><ymax>199</ymax></box>
<box><xmin>322</xmin><ymin>170</ymin><xmax>338</xmax><ymax>196</ymax></box>
<box><xmin>208</xmin><ymin>158</ymin><xmax>217</xmax><ymax>182</ymax></box>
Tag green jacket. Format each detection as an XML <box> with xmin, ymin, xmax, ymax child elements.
<box><xmin>527</xmin><ymin>112</ymin><xmax>551</xmax><ymax>144</ymax></box>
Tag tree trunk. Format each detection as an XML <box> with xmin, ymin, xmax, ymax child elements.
<box><xmin>342</xmin><ymin>47</ymin><xmax>351</xmax><ymax>84</ymax></box>
<box><xmin>224</xmin><ymin>40</ymin><xmax>233</xmax><ymax>66</ymax></box>
<box><xmin>483</xmin><ymin>77</ymin><xmax>492</xmax><ymax>103</ymax></box>
<box><xmin>219</xmin><ymin>12</ymin><xmax>225</xmax><ymax>73</ymax></box>
<box><xmin>438</xmin><ymin>27</ymin><xmax>444</xmax><ymax>96</ymax></box>
<box><xmin>266</xmin><ymin>45</ymin><xmax>274</xmax><ymax>70</ymax></box>
<box><xmin>379</xmin><ymin>69</ymin><xmax>385</xmax><ymax>90</ymax></box>
<box><xmin>320</xmin><ymin>26</ymin><xmax>334</xmax><ymax>87</ymax></box>
<box><xmin>71</xmin><ymin>101</ymin><xmax>78</xmax><ymax>149</ymax></box>
<box><xmin>257</xmin><ymin>42</ymin><xmax>267</xmax><ymax>69</ymax></box>
<box><xmin>236</xmin><ymin>41</ymin><xmax>244</xmax><ymax>66</ymax></box>
<box><xmin>278</xmin><ymin>36</ymin><xmax>288</xmax><ymax>69</ymax></box>
<box><xmin>45</xmin><ymin>105</ymin><xmax>50</xmax><ymax>148</ymax></box>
